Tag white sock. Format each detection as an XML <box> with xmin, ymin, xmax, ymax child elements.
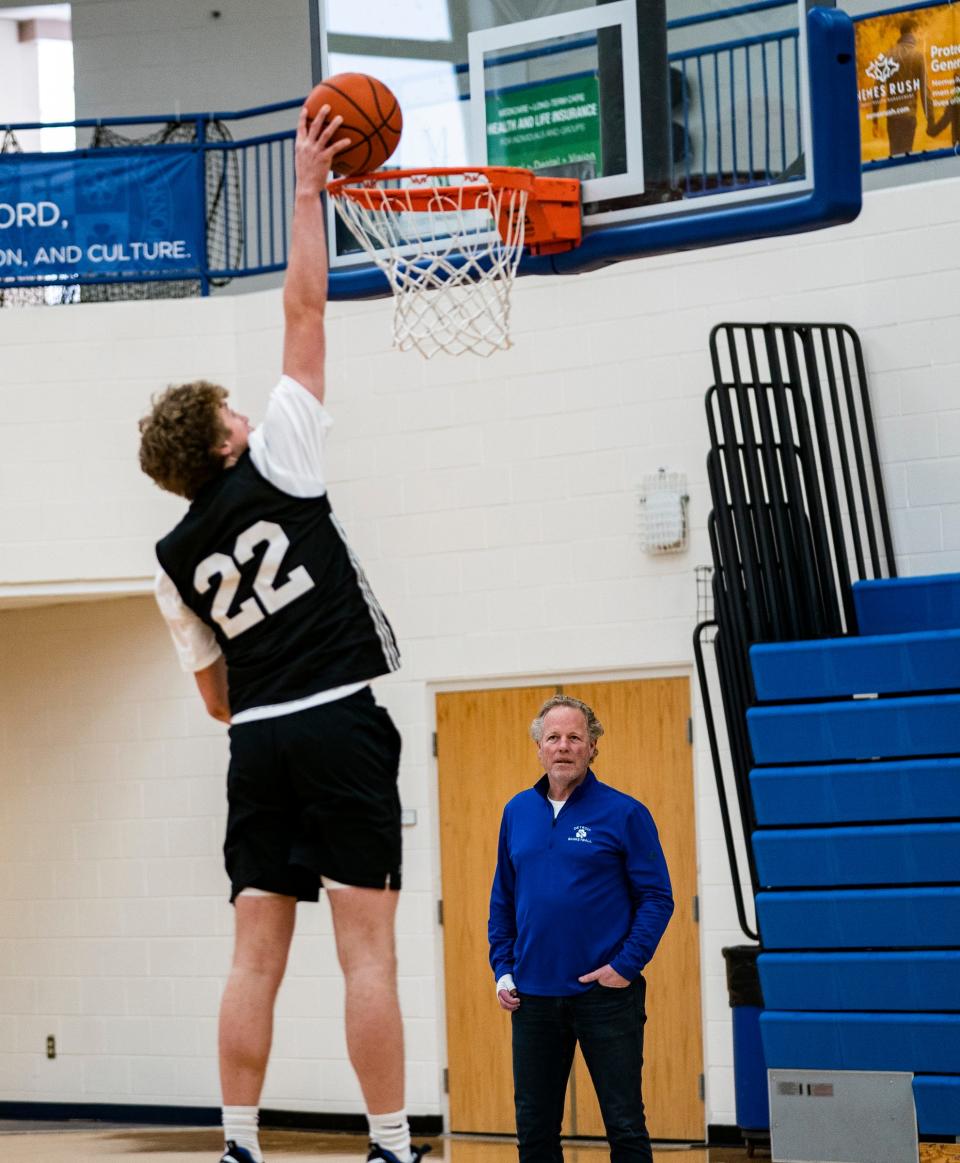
<box><xmin>368</xmin><ymin>1109</ymin><xmax>411</xmax><ymax>1162</ymax></box>
<box><xmin>222</xmin><ymin>1106</ymin><xmax>263</xmax><ymax>1162</ymax></box>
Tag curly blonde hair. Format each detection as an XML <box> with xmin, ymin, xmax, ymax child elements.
<box><xmin>139</xmin><ymin>381</ymin><xmax>230</xmax><ymax>499</ymax></box>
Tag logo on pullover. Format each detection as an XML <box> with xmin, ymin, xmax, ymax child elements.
<box><xmin>569</xmin><ymin>825</ymin><xmax>591</xmax><ymax>843</ymax></box>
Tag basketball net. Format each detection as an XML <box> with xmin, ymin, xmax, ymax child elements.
<box><xmin>329</xmin><ymin>168</ymin><xmax>580</xmax><ymax>359</ymax></box>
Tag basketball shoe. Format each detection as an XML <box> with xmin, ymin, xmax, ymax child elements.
<box><xmin>367</xmin><ymin>1143</ymin><xmax>433</xmax><ymax>1163</ymax></box>
<box><xmin>219</xmin><ymin>1142</ymin><xmax>259</xmax><ymax>1163</ymax></box>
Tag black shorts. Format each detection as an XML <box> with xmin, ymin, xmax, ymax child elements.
<box><xmin>224</xmin><ymin>687</ymin><xmax>402</xmax><ymax>903</ymax></box>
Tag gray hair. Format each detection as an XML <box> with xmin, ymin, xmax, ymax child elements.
<box><xmin>530</xmin><ymin>694</ymin><xmax>605</xmax><ymax>747</ymax></box>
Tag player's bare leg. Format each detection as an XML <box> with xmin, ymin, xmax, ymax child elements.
<box><xmin>219</xmin><ymin>893</ymin><xmax>297</xmax><ymax>1104</ymax></box>
<box><xmin>328</xmin><ymin>885</ymin><xmax>404</xmax><ymax>1111</ymax></box>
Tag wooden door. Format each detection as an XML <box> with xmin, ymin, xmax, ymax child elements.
<box><xmin>436</xmin><ymin>678</ymin><xmax>703</xmax><ymax>1141</ymax></box>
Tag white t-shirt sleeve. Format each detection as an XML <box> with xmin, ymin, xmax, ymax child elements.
<box><xmin>154</xmin><ymin>569</ymin><xmax>222</xmax><ymax>673</ymax></box>
<box><xmin>248</xmin><ymin>374</ymin><xmax>333</xmax><ymax>498</ymax></box>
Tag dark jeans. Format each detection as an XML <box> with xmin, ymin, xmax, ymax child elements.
<box><xmin>511</xmin><ymin>978</ymin><xmax>652</xmax><ymax>1163</ymax></box>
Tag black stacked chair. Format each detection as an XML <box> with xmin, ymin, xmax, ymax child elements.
<box><xmin>697</xmin><ymin>321</ymin><xmax>895</xmax><ymax>912</ymax></box>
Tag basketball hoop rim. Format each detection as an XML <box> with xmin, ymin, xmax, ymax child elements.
<box><xmin>327</xmin><ymin>165</ymin><xmax>582</xmax><ymax>253</ymax></box>
<box><xmin>327</xmin><ymin>165</ymin><xmax>544</xmax><ymax>200</ymax></box>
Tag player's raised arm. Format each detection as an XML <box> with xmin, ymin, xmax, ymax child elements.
<box><xmin>282</xmin><ymin>104</ymin><xmax>351</xmax><ymax>402</ymax></box>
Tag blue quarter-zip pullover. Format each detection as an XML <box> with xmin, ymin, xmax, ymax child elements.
<box><xmin>488</xmin><ymin>770</ymin><xmax>674</xmax><ymax>995</ymax></box>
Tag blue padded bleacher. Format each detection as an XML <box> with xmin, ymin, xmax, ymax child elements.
<box><xmin>751</xmin><ymin>629</ymin><xmax>960</xmax><ymax>701</ymax></box>
<box><xmin>758</xmin><ymin>951</ymin><xmax>960</xmax><ymax>1011</ymax></box>
<box><xmin>760</xmin><ymin>1012</ymin><xmax>960</xmax><ymax>1074</ymax></box>
<box><xmin>747</xmin><ymin>694</ymin><xmax>960</xmax><ymax>764</ymax></box>
<box><xmin>750</xmin><ymin>758</ymin><xmax>960</xmax><ymax>824</ymax></box>
<box><xmin>914</xmin><ymin>1076</ymin><xmax>960</xmax><ymax>1136</ymax></box>
<box><xmin>854</xmin><ymin>574</ymin><xmax>960</xmax><ymax>634</ymax></box>
<box><xmin>752</xmin><ymin>822</ymin><xmax>960</xmax><ymax>887</ymax></box>
<box><xmin>756</xmin><ymin>886</ymin><xmax>960</xmax><ymax>949</ymax></box>
<box><xmin>762</xmin><ymin>1015</ymin><xmax>960</xmax><ymax>1134</ymax></box>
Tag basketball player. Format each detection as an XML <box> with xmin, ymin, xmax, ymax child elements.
<box><xmin>139</xmin><ymin>105</ymin><xmax>428</xmax><ymax>1163</ymax></box>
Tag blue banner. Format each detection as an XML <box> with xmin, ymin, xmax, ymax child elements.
<box><xmin>0</xmin><ymin>147</ymin><xmax>204</xmax><ymax>282</ymax></box>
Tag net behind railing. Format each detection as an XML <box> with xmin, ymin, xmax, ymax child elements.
<box><xmin>0</xmin><ymin>117</ymin><xmax>243</xmax><ymax>307</ymax></box>
<box><xmin>80</xmin><ymin>119</ymin><xmax>242</xmax><ymax>303</ymax></box>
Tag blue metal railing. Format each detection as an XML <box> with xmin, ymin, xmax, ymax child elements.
<box><xmin>672</xmin><ymin>28</ymin><xmax>801</xmax><ymax>196</ymax></box>
<box><xmin>0</xmin><ymin>2</ymin><xmax>860</xmax><ymax>299</ymax></box>
<box><xmin>0</xmin><ymin>29</ymin><xmax>804</xmax><ymax>295</ymax></box>
<box><xmin>0</xmin><ymin>101</ymin><xmax>302</xmax><ymax>296</ymax></box>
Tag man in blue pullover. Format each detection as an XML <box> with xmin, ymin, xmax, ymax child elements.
<box><xmin>488</xmin><ymin>694</ymin><xmax>674</xmax><ymax>1163</ymax></box>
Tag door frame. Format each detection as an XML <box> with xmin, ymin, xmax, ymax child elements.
<box><xmin>426</xmin><ymin>663</ymin><xmax>705</xmax><ymax>1136</ymax></box>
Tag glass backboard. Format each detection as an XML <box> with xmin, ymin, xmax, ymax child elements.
<box><xmin>311</xmin><ymin>1</ymin><xmax>858</xmax><ymax>286</ymax></box>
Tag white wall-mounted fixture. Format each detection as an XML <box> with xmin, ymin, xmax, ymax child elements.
<box><xmin>638</xmin><ymin>469</ymin><xmax>689</xmax><ymax>554</ymax></box>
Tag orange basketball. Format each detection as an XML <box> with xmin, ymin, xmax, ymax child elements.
<box><xmin>305</xmin><ymin>72</ymin><xmax>402</xmax><ymax>176</ymax></box>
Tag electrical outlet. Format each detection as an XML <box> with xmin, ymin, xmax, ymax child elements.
<box><xmin>46</xmin><ymin>1036</ymin><xmax>56</xmax><ymax>1059</ymax></box>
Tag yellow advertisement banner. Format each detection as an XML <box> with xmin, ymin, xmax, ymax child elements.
<box><xmin>856</xmin><ymin>3</ymin><xmax>960</xmax><ymax>163</ymax></box>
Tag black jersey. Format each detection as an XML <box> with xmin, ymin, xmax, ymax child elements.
<box><xmin>156</xmin><ymin>451</ymin><xmax>399</xmax><ymax>716</ymax></box>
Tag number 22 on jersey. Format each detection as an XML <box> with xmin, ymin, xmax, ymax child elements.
<box><xmin>193</xmin><ymin>519</ymin><xmax>316</xmax><ymax>639</ymax></box>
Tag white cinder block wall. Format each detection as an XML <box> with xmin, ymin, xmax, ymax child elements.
<box><xmin>64</xmin><ymin>0</ymin><xmax>312</xmax><ymax>120</ymax></box>
<box><xmin>2</xmin><ymin>173</ymin><xmax>960</xmax><ymax>1127</ymax></box>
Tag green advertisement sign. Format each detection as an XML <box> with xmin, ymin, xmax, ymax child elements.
<box><xmin>485</xmin><ymin>75</ymin><xmax>602</xmax><ymax>172</ymax></box>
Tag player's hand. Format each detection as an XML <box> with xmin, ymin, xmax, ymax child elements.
<box><xmin>295</xmin><ymin>103</ymin><xmax>351</xmax><ymax>194</ymax></box>
<box><xmin>497</xmin><ymin>988</ymin><xmax>520</xmax><ymax>1012</ymax></box>
<box><xmin>578</xmin><ymin>964</ymin><xmax>630</xmax><ymax>988</ymax></box>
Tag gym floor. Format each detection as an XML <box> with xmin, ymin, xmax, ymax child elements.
<box><xmin>0</xmin><ymin>1126</ymin><xmax>763</xmax><ymax>1162</ymax></box>
<box><xmin>1</xmin><ymin>1126</ymin><xmax>958</xmax><ymax>1163</ymax></box>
